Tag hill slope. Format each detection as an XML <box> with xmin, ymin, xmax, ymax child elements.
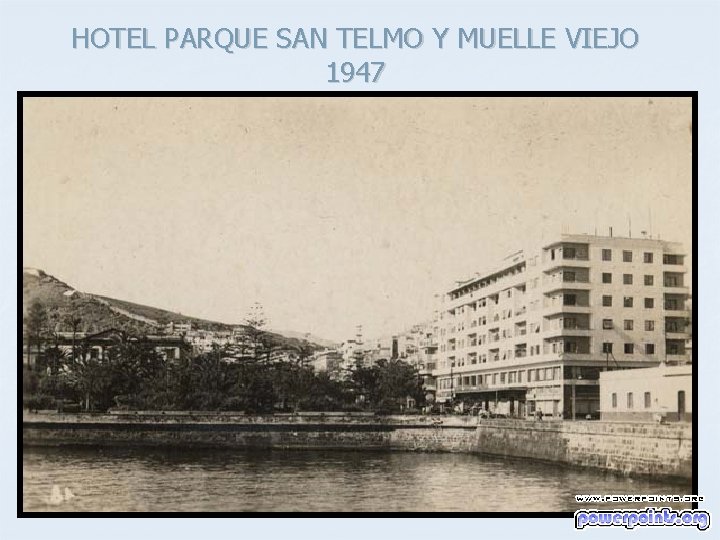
<box><xmin>22</xmin><ymin>268</ymin><xmax>334</xmax><ymax>351</ymax></box>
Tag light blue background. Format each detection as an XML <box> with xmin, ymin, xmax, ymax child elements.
<box><xmin>3</xmin><ymin>0</ymin><xmax>718</xmax><ymax>537</ymax></box>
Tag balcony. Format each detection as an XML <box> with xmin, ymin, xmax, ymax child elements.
<box><xmin>544</xmin><ymin>259</ymin><xmax>591</xmax><ymax>273</ymax></box>
<box><xmin>666</xmin><ymin>353</ymin><xmax>691</xmax><ymax>364</ymax></box>
<box><xmin>543</xmin><ymin>282</ymin><xmax>591</xmax><ymax>294</ymax></box>
<box><xmin>542</xmin><ymin>327</ymin><xmax>592</xmax><ymax>338</ymax></box>
<box><xmin>544</xmin><ymin>304</ymin><xmax>591</xmax><ymax>316</ymax></box>
<box><xmin>663</xmin><ymin>284</ymin><xmax>689</xmax><ymax>295</ymax></box>
<box><xmin>542</xmin><ymin>351</ymin><xmax>594</xmax><ymax>362</ymax></box>
<box><xmin>667</xmin><ymin>334</ymin><xmax>690</xmax><ymax>344</ymax></box>
<box><xmin>663</xmin><ymin>308</ymin><xmax>690</xmax><ymax>318</ymax></box>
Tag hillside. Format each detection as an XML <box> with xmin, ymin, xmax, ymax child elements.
<box><xmin>21</xmin><ymin>268</ymin><xmax>330</xmax><ymax>351</ymax></box>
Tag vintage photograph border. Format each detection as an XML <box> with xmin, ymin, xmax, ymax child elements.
<box><xmin>17</xmin><ymin>90</ymin><xmax>699</xmax><ymax>519</ymax></box>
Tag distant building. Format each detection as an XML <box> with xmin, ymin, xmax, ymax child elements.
<box><xmin>55</xmin><ymin>328</ymin><xmax>188</xmax><ymax>362</ymax></box>
<box><xmin>599</xmin><ymin>364</ymin><xmax>692</xmax><ymax>422</ymax></box>
<box><xmin>310</xmin><ymin>350</ymin><xmax>344</xmax><ymax>378</ymax></box>
<box><xmin>432</xmin><ymin>233</ymin><xmax>691</xmax><ymax>419</ymax></box>
<box><xmin>165</xmin><ymin>321</ymin><xmax>193</xmax><ymax>335</ymax></box>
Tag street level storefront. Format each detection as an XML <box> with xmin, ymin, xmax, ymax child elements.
<box><xmin>454</xmin><ymin>386</ymin><xmax>528</xmax><ymax>417</ymax></box>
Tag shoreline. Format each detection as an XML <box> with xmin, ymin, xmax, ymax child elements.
<box><xmin>23</xmin><ymin>411</ymin><xmax>692</xmax><ymax>482</ymax></box>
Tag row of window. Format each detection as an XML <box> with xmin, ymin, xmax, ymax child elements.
<box><xmin>601</xmin><ymin>273</ymin><xmax>656</xmax><ymax>285</ymax></box>
<box><xmin>602</xmin><ymin>319</ymin><xmax>656</xmax><ymax>331</ymax></box>
<box><xmin>601</xmin><ymin>250</ymin><xmax>684</xmax><ymax>264</ymax></box>
<box><xmin>447</xmin><ymin>343</ymin><xmax>543</xmax><ymax>366</ymax></box>
<box><xmin>603</xmin><ymin>342</ymin><xmax>685</xmax><ymax>355</ymax></box>
<box><xmin>439</xmin><ymin>365</ymin><xmax>563</xmax><ymax>389</ymax></box>
<box><xmin>600</xmin><ymin>295</ymin><xmax>656</xmax><ymax>308</ymax></box>
<box><xmin>602</xmin><ymin>342</ymin><xmax>656</xmax><ymax>355</ymax></box>
<box><xmin>601</xmin><ymin>273</ymin><xmax>683</xmax><ymax>286</ymax></box>
<box><xmin>602</xmin><ymin>249</ymin><xmax>653</xmax><ymax>263</ymax></box>
<box><xmin>611</xmin><ymin>391</ymin><xmax>652</xmax><ymax>409</ymax></box>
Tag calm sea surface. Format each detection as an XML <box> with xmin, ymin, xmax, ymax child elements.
<box><xmin>23</xmin><ymin>446</ymin><xmax>691</xmax><ymax>512</ymax></box>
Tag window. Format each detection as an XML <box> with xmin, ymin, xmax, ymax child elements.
<box><xmin>602</xmin><ymin>249</ymin><xmax>612</xmax><ymax>261</ymax></box>
<box><xmin>645</xmin><ymin>320</ymin><xmax>655</xmax><ymax>331</ymax></box>
<box><xmin>602</xmin><ymin>272</ymin><xmax>612</xmax><ymax>284</ymax></box>
<box><xmin>644</xmin><ymin>298</ymin><xmax>654</xmax><ymax>309</ymax></box>
<box><xmin>627</xmin><ymin>392</ymin><xmax>634</xmax><ymax>409</ymax></box>
<box><xmin>563</xmin><ymin>293</ymin><xmax>577</xmax><ymax>306</ymax></box>
<box><xmin>644</xmin><ymin>392</ymin><xmax>651</xmax><ymax>408</ymax></box>
<box><xmin>602</xmin><ymin>295</ymin><xmax>613</xmax><ymax>307</ymax></box>
<box><xmin>624</xmin><ymin>320</ymin><xmax>634</xmax><ymax>331</ymax></box>
<box><xmin>644</xmin><ymin>275</ymin><xmax>654</xmax><ymax>286</ymax></box>
<box><xmin>611</xmin><ymin>393</ymin><xmax>617</xmax><ymax>408</ymax></box>
<box><xmin>623</xmin><ymin>274</ymin><xmax>633</xmax><ymax>285</ymax></box>
<box><xmin>624</xmin><ymin>343</ymin><xmax>634</xmax><ymax>354</ymax></box>
<box><xmin>644</xmin><ymin>252</ymin><xmax>653</xmax><ymax>263</ymax></box>
<box><xmin>602</xmin><ymin>342</ymin><xmax>613</xmax><ymax>354</ymax></box>
<box><xmin>563</xmin><ymin>271</ymin><xmax>576</xmax><ymax>282</ymax></box>
<box><xmin>623</xmin><ymin>297</ymin><xmax>634</xmax><ymax>308</ymax></box>
<box><xmin>623</xmin><ymin>250</ymin><xmax>633</xmax><ymax>262</ymax></box>
<box><xmin>564</xmin><ymin>247</ymin><xmax>576</xmax><ymax>259</ymax></box>
<box><xmin>645</xmin><ymin>343</ymin><xmax>655</xmax><ymax>355</ymax></box>
<box><xmin>602</xmin><ymin>319</ymin><xmax>613</xmax><ymax>330</ymax></box>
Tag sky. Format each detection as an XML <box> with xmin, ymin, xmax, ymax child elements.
<box><xmin>22</xmin><ymin>97</ymin><xmax>693</xmax><ymax>342</ymax></box>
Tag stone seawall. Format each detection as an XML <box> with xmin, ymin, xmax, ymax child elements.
<box><xmin>475</xmin><ymin>419</ymin><xmax>692</xmax><ymax>480</ymax></box>
<box><xmin>22</xmin><ymin>412</ymin><xmax>691</xmax><ymax>480</ymax></box>
<box><xmin>22</xmin><ymin>412</ymin><xmax>478</xmax><ymax>452</ymax></box>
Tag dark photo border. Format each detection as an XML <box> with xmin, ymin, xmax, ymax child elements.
<box><xmin>17</xmin><ymin>90</ymin><xmax>699</xmax><ymax>519</ymax></box>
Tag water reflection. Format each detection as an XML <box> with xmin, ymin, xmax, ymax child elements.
<box><xmin>23</xmin><ymin>446</ymin><xmax>691</xmax><ymax>512</ymax></box>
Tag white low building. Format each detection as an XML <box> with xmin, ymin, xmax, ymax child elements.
<box><xmin>599</xmin><ymin>364</ymin><xmax>692</xmax><ymax>422</ymax></box>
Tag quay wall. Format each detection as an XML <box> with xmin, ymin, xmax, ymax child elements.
<box><xmin>22</xmin><ymin>412</ymin><xmax>691</xmax><ymax>480</ymax></box>
<box><xmin>474</xmin><ymin>419</ymin><xmax>692</xmax><ymax>480</ymax></box>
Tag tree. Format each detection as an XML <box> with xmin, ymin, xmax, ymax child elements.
<box><xmin>377</xmin><ymin>359</ymin><xmax>424</xmax><ymax>409</ymax></box>
<box><xmin>59</xmin><ymin>341</ymin><xmax>109</xmax><ymax>411</ymax></box>
<box><xmin>349</xmin><ymin>359</ymin><xmax>423</xmax><ymax>410</ymax></box>
<box><xmin>64</xmin><ymin>313</ymin><xmax>83</xmax><ymax>363</ymax></box>
<box><xmin>105</xmin><ymin>339</ymin><xmax>165</xmax><ymax>409</ymax></box>
<box><xmin>350</xmin><ymin>364</ymin><xmax>382</xmax><ymax>407</ymax></box>
<box><xmin>23</xmin><ymin>300</ymin><xmax>46</xmax><ymax>371</ymax></box>
<box><xmin>244</xmin><ymin>302</ymin><xmax>271</xmax><ymax>364</ymax></box>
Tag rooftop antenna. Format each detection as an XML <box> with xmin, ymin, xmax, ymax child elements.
<box><xmin>648</xmin><ymin>207</ymin><xmax>653</xmax><ymax>238</ymax></box>
<box><xmin>628</xmin><ymin>214</ymin><xmax>632</xmax><ymax>238</ymax></box>
<box><xmin>594</xmin><ymin>209</ymin><xmax>598</xmax><ymax>236</ymax></box>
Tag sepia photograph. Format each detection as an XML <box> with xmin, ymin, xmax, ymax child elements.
<box><xmin>21</xmin><ymin>94</ymin><xmax>695</xmax><ymax>514</ymax></box>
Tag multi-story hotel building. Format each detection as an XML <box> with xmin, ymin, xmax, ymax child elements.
<box><xmin>432</xmin><ymin>233</ymin><xmax>691</xmax><ymax>419</ymax></box>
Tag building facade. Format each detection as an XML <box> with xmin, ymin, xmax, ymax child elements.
<box><xmin>310</xmin><ymin>350</ymin><xmax>344</xmax><ymax>378</ymax></box>
<box><xmin>599</xmin><ymin>364</ymin><xmax>692</xmax><ymax>422</ymax></box>
<box><xmin>432</xmin><ymin>233</ymin><xmax>690</xmax><ymax>419</ymax></box>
